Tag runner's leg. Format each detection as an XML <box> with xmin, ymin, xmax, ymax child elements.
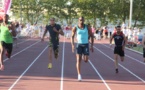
<box><xmin>5</xmin><ymin>43</ymin><xmax>13</xmax><ymax>59</ymax></box>
<box><xmin>120</xmin><ymin>56</ymin><xmax>124</xmax><ymax>62</ymax></box>
<box><xmin>0</xmin><ymin>43</ymin><xmax>5</xmax><ymax>70</ymax></box>
<box><xmin>76</xmin><ymin>54</ymin><xmax>82</xmax><ymax>75</ymax></box>
<box><xmin>143</xmin><ymin>48</ymin><xmax>145</xmax><ymax>62</ymax></box>
<box><xmin>76</xmin><ymin>44</ymin><xmax>83</xmax><ymax>81</ymax></box>
<box><xmin>53</xmin><ymin>45</ymin><xmax>59</xmax><ymax>60</ymax></box>
<box><xmin>83</xmin><ymin>44</ymin><xmax>89</xmax><ymax>62</ymax></box>
<box><xmin>119</xmin><ymin>48</ymin><xmax>125</xmax><ymax>62</ymax></box>
<box><xmin>48</xmin><ymin>47</ymin><xmax>53</xmax><ymax>69</ymax></box>
<box><xmin>83</xmin><ymin>55</ymin><xmax>88</xmax><ymax>62</ymax></box>
<box><xmin>76</xmin><ymin>54</ymin><xmax>82</xmax><ymax>81</ymax></box>
<box><xmin>114</xmin><ymin>54</ymin><xmax>119</xmax><ymax>73</ymax></box>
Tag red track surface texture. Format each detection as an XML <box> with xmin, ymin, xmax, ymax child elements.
<box><xmin>0</xmin><ymin>38</ymin><xmax>145</xmax><ymax>90</ymax></box>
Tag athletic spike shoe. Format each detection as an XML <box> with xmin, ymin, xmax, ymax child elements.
<box><xmin>48</xmin><ymin>63</ymin><xmax>52</xmax><ymax>69</ymax></box>
<box><xmin>78</xmin><ymin>74</ymin><xmax>82</xmax><ymax>81</ymax></box>
<box><xmin>116</xmin><ymin>69</ymin><xmax>119</xmax><ymax>74</ymax></box>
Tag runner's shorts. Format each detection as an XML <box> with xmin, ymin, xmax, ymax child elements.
<box><xmin>143</xmin><ymin>48</ymin><xmax>145</xmax><ymax>58</ymax></box>
<box><xmin>48</xmin><ymin>41</ymin><xmax>59</xmax><ymax>52</ymax></box>
<box><xmin>114</xmin><ymin>46</ymin><xmax>124</xmax><ymax>57</ymax></box>
<box><xmin>1</xmin><ymin>41</ymin><xmax>13</xmax><ymax>54</ymax></box>
<box><xmin>76</xmin><ymin>43</ymin><xmax>89</xmax><ymax>55</ymax></box>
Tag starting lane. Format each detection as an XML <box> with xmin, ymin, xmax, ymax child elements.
<box><xmin>7</xmin><ymin>41</ymin><xmax>65</xmax><ymax>90</ymax></box>
<box><xmin>0</xmin><ymin>40</ymin><xmax>48</xmax><ymax>90</ymax></box>
<box><xmin>63</xmin><ymin>39</ymin><xmax>109</xmax><ymax>90</ymax></box>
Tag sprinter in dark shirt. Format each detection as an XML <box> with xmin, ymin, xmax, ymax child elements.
<box><xmin>41</xmin><ymin>18</ymin><xmax>64</xmax><ymax>69</ymax></box>
<box><xmin>110</xmin><ymin>26</ymin><xmax>126</xmax><ymax>73</ymax></box>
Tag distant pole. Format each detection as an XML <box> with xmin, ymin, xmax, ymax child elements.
<box><xmin>19</xmin><ymin>0</ymin><xmax>22</xmax><ymax>23</ymax></box>
<box><xmin>129</xmin><ymin>0</ymin><xmax>133</xmax><ymax>28</ymax></box>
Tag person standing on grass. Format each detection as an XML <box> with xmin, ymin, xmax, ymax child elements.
<box><xmin>0</xmin><ymin>14</ymin><xmax>16</xmax><ymax>71</ymax></box>
<box><xmin>71</xmin><ymin>16</ymin><xmax>94</xmax><ymax>81</ymax></box>
<box><xmin>142</xmin><ymin>34</ymin><xmax>145</xmax><ymax>62</ymax></box>
<box><xmin>41</xmin><ymin>18</ymin><xmax>64</xmax><ymax>69</ymax></box>
<box><xmin>110</xmin><ymin>26</ymin><xmax>126</xmax><ymax>73</ymax></box>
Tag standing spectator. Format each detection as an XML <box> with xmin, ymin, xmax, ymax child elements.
<box><xmin>108</xmin><ymin>26</ymin><xmax>113</xmax><ymax>37</ymax></box>
<box><xmin>122</xmin><ymin>27</ymin><xmax>128</xmax><ymax>40</ymax></box>
<box><xmin>104</xmin><ymin>26</ymin><xmax>108</xmax><ymax>39</ymax></box>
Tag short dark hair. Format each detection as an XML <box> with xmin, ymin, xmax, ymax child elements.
<box><xmin>116</xmin><ymin>25</ymin><xmax>121</xmax><ymax>28</ymax></box>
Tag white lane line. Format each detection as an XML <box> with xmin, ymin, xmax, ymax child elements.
<box><xmin>89</xmin><ymin>60</ymin><xmax>111</xmax><ymax>90</ymax></box>
<box><xmin>4</xmin><ymin>41</ymin><xmax>40</xmax><ymax>62</ymax></box>
<box><xmin>13</xmin><ymin>39</ymin><xmax>30</xmax><ymax>47</ymax></box>
<box><xmin>101</xmin><ymin>44</ymin><xmax>145</xmax><ymax>65</ymax></box>
<box><xmin>8</xmin><ymin>46</ymin><xmax>48</xmax><ymax>90</ymax></box>
<box><xmin>60</xmin><ymin>37</ymin><xmax>65</xmax><ymax>90</ymax></box>
<box><xmin>93</xmin><ymin>46</ymin><xmax>145</xmax><ymax>83</ymax></box>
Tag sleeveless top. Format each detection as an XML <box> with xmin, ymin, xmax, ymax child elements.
<box><xmin>0</xmin><ymin>22</ymin><xmax>13</xmax><ymax>43</ymax></box>
<box><xmin>76</xmin><ymin>25</ymin><xmax>88</xmax><ymax>44</ymax></box>
<box><xmin>113</xmin><ymin>32</ymin><xmax>124</xmax><ymax>46</ymax></box>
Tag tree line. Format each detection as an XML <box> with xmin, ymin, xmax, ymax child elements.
<box><xmin>11</xmin><ymin>0</ymin><xmax>145</xmax><ymax>27</ymax></box>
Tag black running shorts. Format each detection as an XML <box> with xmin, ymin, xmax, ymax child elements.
<box><xmin>143</xmin><ymin>48</ymin><xmax>145</xmax><ymax>58</ymax></box>
<box><xmin>1</xmin><ymin>41</ymin><xmax>13</xmax><ymax>54</ymax></box>
<box><xmin>114</xmin><ymin>46</ymin><xmax>124</xmax><ymax>57</ymax></box>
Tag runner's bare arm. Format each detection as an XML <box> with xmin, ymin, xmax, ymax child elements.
<box><xmin>88</xmin><ymin>26</ymin><xmax>94</xmax><ymax>47</ymax></box>
<box><xmin>53</xmin><ymin>27</ymin><xmax>64</xmax><ymax>35</ymax></box>
<box><xmin>123</xmin><ymin>34</ymin><xmax>127</xmax><ymax>46</ymax></box>
<box><xmin>142</xmin><ymin>36</ymin><xmax>145</xmax><ymax>48</ymax></box>
<box><xmin>10</xmin><ymin>23</ymin><xmax>16</xmax><ymax>37</ymax></box>
<box><xmin>42</xmin><ymin>27</ymin><xmax>48</xmax><ymax>40</ymax></box>
<box><xmin>58</xmin><ymin>29</ymin><xmax>64</xmax><ymax>36</ymax></box>
<box><xmin>110</xmin><ymin>34</ymin><xmax>114</xmax><ymax>44</ymax></box>
<box><xmin>71</xmin><ymin>27</ymin><xmax>76</xmax><ymax>46</ymax></box>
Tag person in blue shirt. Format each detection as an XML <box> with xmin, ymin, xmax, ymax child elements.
<box><xmin>71</xmin><ymin>16</ymin><xmax>94</xmax><ymax>81</ymax></box>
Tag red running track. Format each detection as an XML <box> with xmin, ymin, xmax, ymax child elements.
<box><xmin>0</xmin><ymin>38</ymin><xmax>145</xmax><ymax>90</ymax></box>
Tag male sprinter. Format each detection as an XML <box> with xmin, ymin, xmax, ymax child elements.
<box><xmin>0</xmin><ymin>14</ymin><xmax>16</xmax><ymax>70</ymax></box>
<box><xmin>41</xmin><ymin>18</ymin><xmax>64</xmax><ymax>69</ymax></box>
<box><xmin>71</xmin><ymin>16</ymin><xmax>94</xmax><ymax>81</ymax></box>
<box><xmin>142</xmin><ymin>34</ymin><xmax>145</xmax><ymax>62</ymax></box>
<box><xmin>110</xmin><ymin>26</ymin><xmax>126</xmax><ymax>73</ymax></box>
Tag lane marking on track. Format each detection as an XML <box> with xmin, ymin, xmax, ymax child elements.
<box><xmin>4</xmin><ymin>41</ymin><xmax>40</xmax><ymax>62</ymax></box>
<box><xmin>8</xmin><ymin>46</ymin><xmax>48</xmax><ymax>90</ymax></box>
<box><xmin>89</xmin><ymin>60</ymin><xmax>111</xmax><ymax>90</ymax></box>
<box><xmin>60</xmin><ymin>37</ymin><xmax>65</xmax><ymax>90</ymax></box>
<box><xmin>93</xmin><ymin>46</ymin><xmax>145</xmax><ymax>83</ymax></box>
<box><xmin>101</xmin><ymin>44</ymin><xmax>145</xmax><ymax>65</ymax></box>
<box><xmin>13</xmin><ymin>39</ymin><xmax>30</xmax><ymax>47</ymax></box>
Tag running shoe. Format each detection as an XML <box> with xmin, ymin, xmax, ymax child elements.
<box><xmin>115</xmin><ymin>69</ymin><xmax>119</xmax><ymax>73</ymax></box>
<box><xmin>78</xmin><ymin>74</ymin><xmax>82</xmax><ymax>81</ymax></box>
<box><xmin>48</xmin><ymin>63</ymin><xmax>52</xmax><ymax>69</ymax></box>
